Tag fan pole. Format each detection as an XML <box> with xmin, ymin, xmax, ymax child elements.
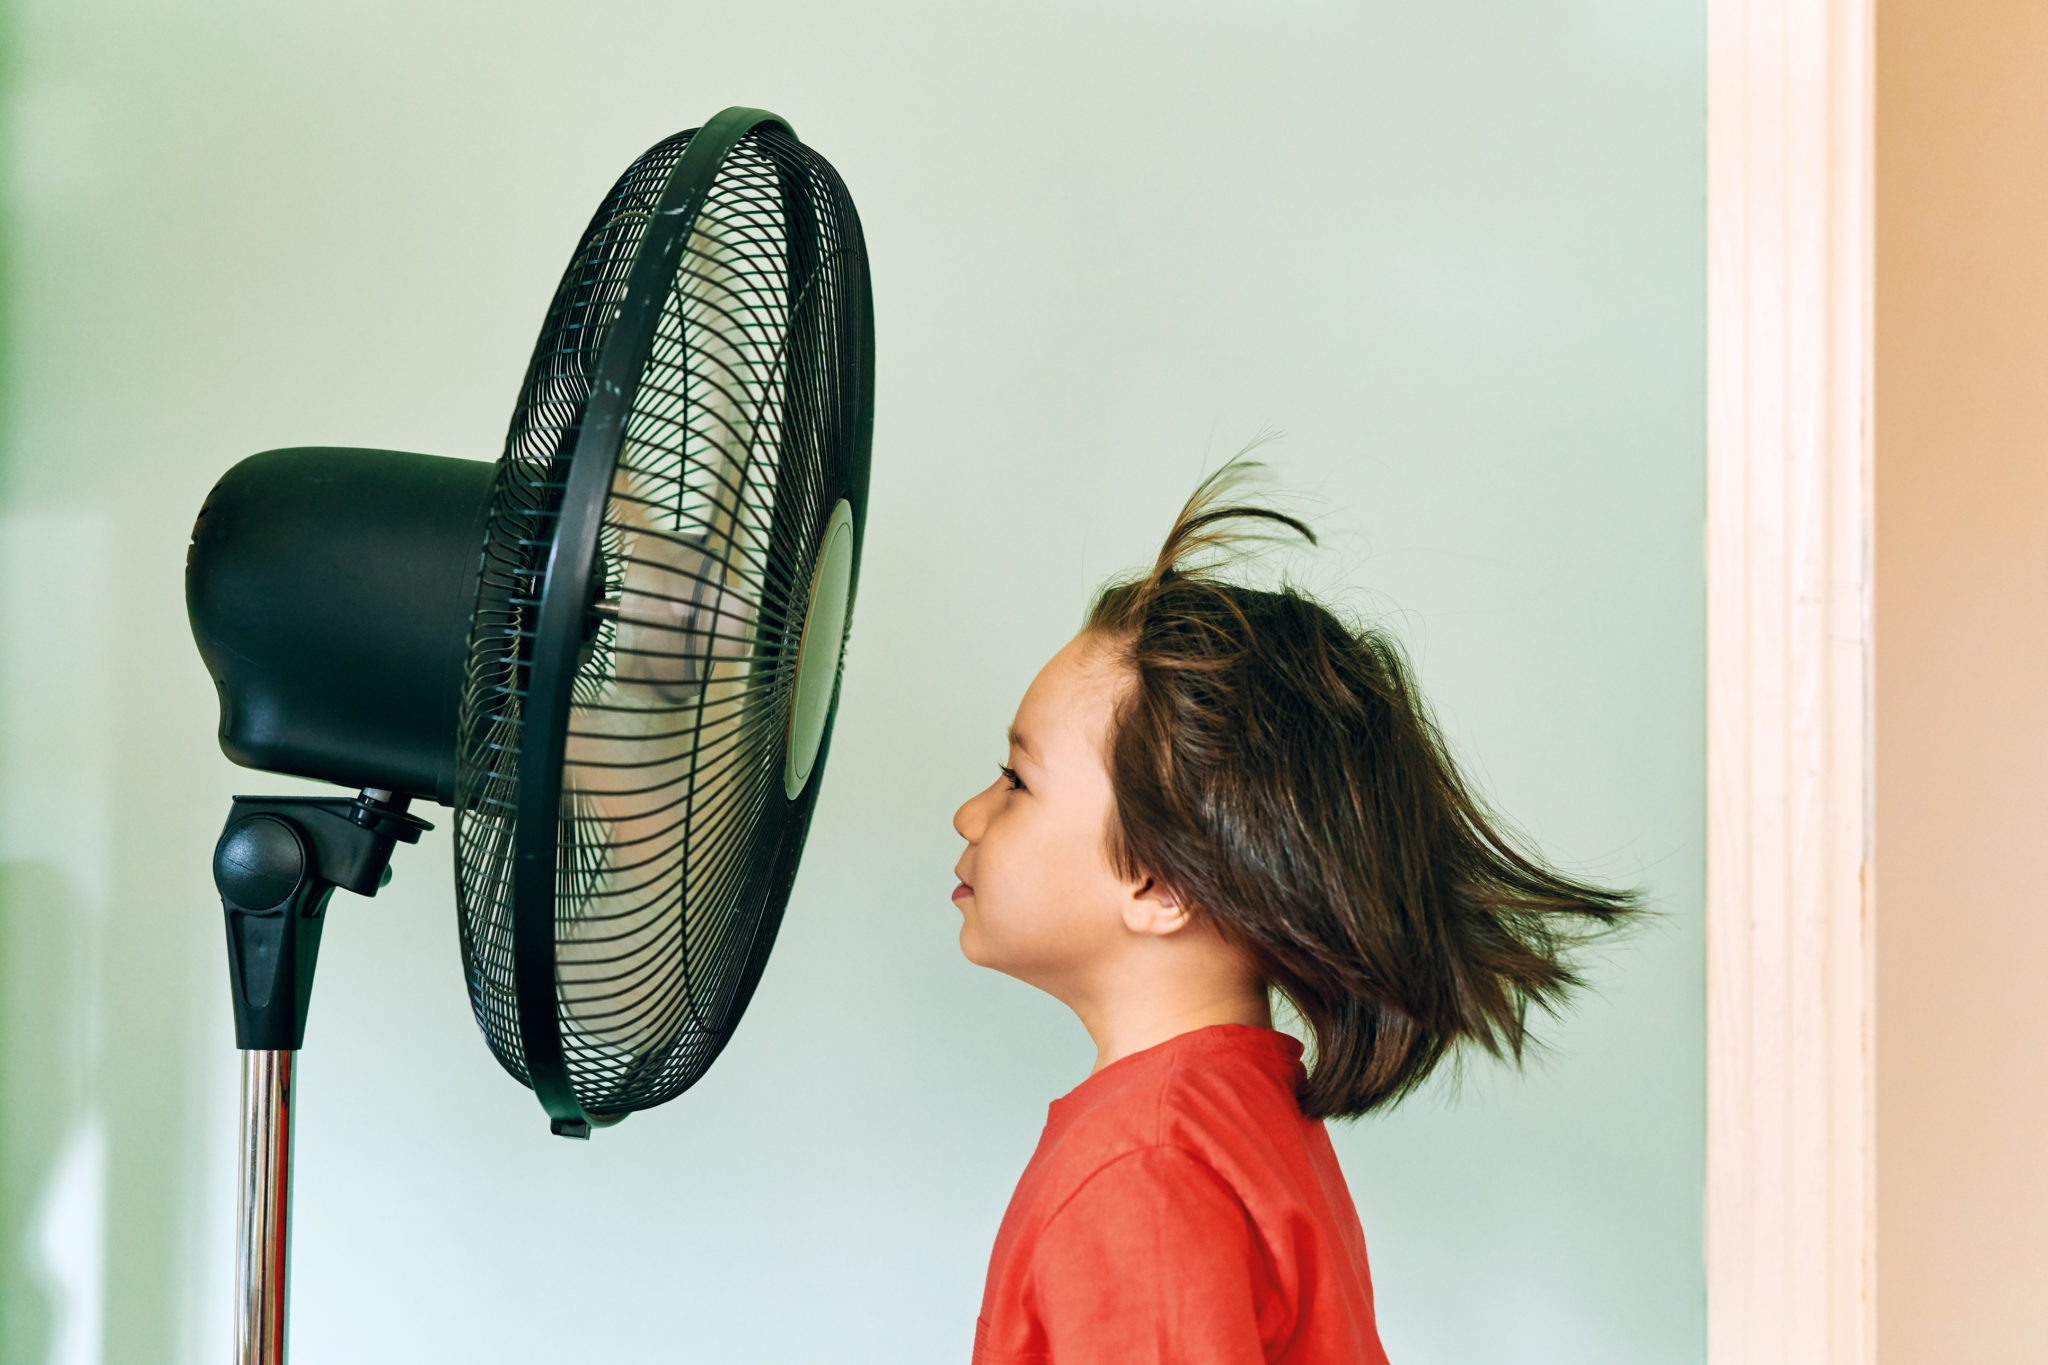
<box><xmin>212</xmin><ymin>792</ymin><xmax>430</xmax><ymax>1364</ymax></box>
<box><xmin>236</xmin><ymin>1050</ymin><xmax>297</xmax><ymax>1364</ymax></box>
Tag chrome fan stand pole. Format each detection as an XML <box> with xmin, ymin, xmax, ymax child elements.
<box><xmin>213</xmin><ymin>792</ymin><xmax>427</xmax><ymax>1365</ymax></box>
<box><xmin>236</xmin><ymin>1049</ymin><xmax>297</xmax><ymax>1364</ymax></box>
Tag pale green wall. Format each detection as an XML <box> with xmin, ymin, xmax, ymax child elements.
<box><xmin>0</xmin><ymin>2</ymin><xmax>1704</xmax><ymax>1361</ymax></box>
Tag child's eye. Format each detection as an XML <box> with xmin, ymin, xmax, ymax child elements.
<box><xmin>997</xmin><ymin>763</ymin><xmax>1025</xmax><ymax>793</ymax></box>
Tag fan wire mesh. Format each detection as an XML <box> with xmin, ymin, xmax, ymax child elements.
<box><xmin>452</xmin><ymin>122</ymin><xmax>867</xmax><ymax>1117</ymax></box>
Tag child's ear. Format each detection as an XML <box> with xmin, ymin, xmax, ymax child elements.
<box><xmin>1122</xmin><ymin>875</ymin><xmax>1192</xmax><ymax>937</ymax></box>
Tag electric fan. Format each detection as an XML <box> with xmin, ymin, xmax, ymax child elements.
<box><xmin>185</xmin><ymin>107</ymin><xmax>871</xmax><ymax>1361</ymax></box>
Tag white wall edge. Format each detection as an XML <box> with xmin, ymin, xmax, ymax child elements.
<box><xmin>1705</xmin><ymin>0</ymin><xmax>1876</xmax><ymax>1361</ymax></box>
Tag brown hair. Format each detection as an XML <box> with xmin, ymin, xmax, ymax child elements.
<box><xmin>1084</xmin><ymin>455</ymin><xmax>1641</xmax><ymax>1120</ymax></box>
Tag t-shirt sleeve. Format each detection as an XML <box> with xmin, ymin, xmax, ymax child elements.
<box><xmin>1026</xmin><ymin>1145</ymin><xmax>1266</xmax><ymax>1365</ymax></box>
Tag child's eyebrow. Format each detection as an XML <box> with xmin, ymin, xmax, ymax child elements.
<box><xmin>1008</xmin><ymin>727</ymin><xmax>1038</xmax><ymax>762</ymax></box>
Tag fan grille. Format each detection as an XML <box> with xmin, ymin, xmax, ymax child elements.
<box><xmin>452</xmin><ymin>119</ymin><xmax>870</xmax><ymax>1119</ymax></box>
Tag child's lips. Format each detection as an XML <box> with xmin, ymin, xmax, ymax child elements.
<box><xmin>952</xmin><ymin>882</ymin><xmax>973</xmax><ymax>902</ymax></box>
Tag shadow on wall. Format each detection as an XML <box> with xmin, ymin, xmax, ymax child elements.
<box><xmin>1</xmin><ymin>515</ymin><xmax>210</xmax><ymax>1361</ymax></box>
<box><xmin>0</xmin><ymin>514</ymin><xmax>211</xmax><ymax>1365</ymax></box>
<box><xmin>1</xmin><ymin>861</ymin><xmax>101</xmax><ymax>1365</ymax></box>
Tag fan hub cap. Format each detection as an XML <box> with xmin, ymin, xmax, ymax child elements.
<box><xmin>784</xmin><ymin>498</ymin><xmax>855</xmax><ymax>800</ymax></box>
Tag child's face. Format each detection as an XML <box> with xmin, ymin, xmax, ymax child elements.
<box><xmin>950</xmin><ymin>630</ymin><xmax>1139</xmax><ymax>990</ymax></box>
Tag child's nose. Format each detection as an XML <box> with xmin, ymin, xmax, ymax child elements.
<box><xmin>952</xmin><ymin>788</ymin><xmax>984</xmax><ymax>843</ymax></box>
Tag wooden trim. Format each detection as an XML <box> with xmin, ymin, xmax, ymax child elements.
<box><xmin>1705</xmin><ymin>0</ymin><xmax>1876</xmax><ymax>1362</ymax></box>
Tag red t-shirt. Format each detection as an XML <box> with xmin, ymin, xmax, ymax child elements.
<box><xmin>973</xmin><ymin>1023</ymin><xmax>1391</xmax><ymax>1364</ymax></box>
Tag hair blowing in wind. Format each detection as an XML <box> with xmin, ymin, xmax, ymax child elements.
<box><xmin>1083</xmin><ymin>455</ymin><xmax>1641</xmax><ymax>1120</ymax></box>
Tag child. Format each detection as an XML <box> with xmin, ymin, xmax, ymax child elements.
<box><xmin>950</xmin><ymin>457</ymin><xmax>1637</xmax><ymax>1364</ymax></box>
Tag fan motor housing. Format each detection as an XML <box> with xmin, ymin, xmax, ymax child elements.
<box><xmin>187</xmin><ymin>446</ymin><xmax>496</xmax><ymax>804</ymax></box>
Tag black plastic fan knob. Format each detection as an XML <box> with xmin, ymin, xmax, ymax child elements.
<box><xmin>214</xmin><ymin>816</ymin><xmax>307</xmax><ymax>912</ymax></box>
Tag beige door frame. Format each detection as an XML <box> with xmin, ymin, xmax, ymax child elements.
<box><xmin>1705</xmin><ymin>0</ymin><xmax>1876</xmax><ymax>1361</ymax></box>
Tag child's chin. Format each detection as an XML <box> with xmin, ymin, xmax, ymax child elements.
<box><xmin>958</xmin><ymin>922</ymin><xmax>1020</xmax><ymax>976</ymax></box>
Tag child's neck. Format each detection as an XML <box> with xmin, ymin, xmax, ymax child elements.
<box><xmin>1077</xmin><ymin>981</ymin><xmax>1274</xmax><ymax>1076</ymax></box>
